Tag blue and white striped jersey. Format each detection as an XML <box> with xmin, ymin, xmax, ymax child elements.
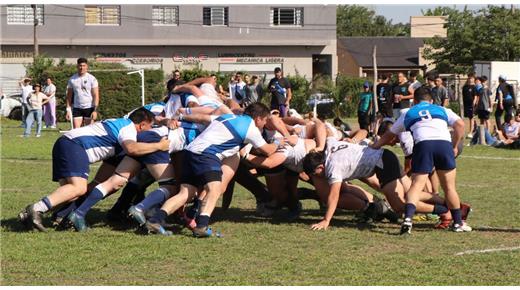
<box><xmin>150</xmin><ymin>121</ymin><xmax>204</xmax><ymax>153</ymax></box>
<box><xmin>125</xmin><ymin>102</ymin><xmax>165</xmax><ymax>118</ymax></box>
<box><xmin>391</xmin><ymin>101</ymin><xmax>460</xmax><ymax>144</ymax></box>
<box><xmin>164</xmin><ymin>93</ymin><xmax>199</xmax><ymax>118</ymax></box>
<box><xmin>186</xmin><ymin>114</ymin><xmax>267</xmax><ymax>160</ymax></box>
<box><xmin>64</xmin><ymin>118</ymin><xmax>137</xmax><ymax>163</ymax></box>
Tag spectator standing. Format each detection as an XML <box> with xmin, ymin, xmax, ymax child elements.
<box><xmin>43</xmin><ymin>77</ymin><xmax>57</xmax><ymax>129</ymax></box>
<box><xmin>391</xmin><ymin>72</ymin><xmax>411</xmax><ymax>119</ymax></box>
<box><xmin>268</xmin><ymin>67</ymin><xmax>292</xmax><ymax>117</ymax></box>
<box><xmin>66</xmin><ymin>58</ymin><xmax>99</xmax><ymax>128</ymax></box>
<box><xmin>23</xmin><ymin>83</ymin><xmax>49</xmax><ymax>137</ymax></box>
<box><xmin>358</xmin><ymin>81</ymin><xmax>373</xmax><ymax>130</ymax></box>
<box><xmin>19</xmin><ymin>78</ymin><xmax>33</xmax><ymax>127</ymax></box>
<box><xmin>229</xmin><ymin>72</ymin><xmax>247</xmax><ymax>107</ymax></box>
<box><xmin>166</xmin><ymin>70</ymin><xmax>184</xmax><ymax>94</ymax></box>
<box><xmin>244</xmin><ymin>75</ymin><xmax>263</xmax><ymax>107</ymax></box>
<box><xmin>475</xmin><ymin>76</ymin><xmax>493</xmax><ymax>131</ymax></box>
<box><xmin>376</xmin><ymin>73</ymin><xmax>392</xmax><ymax>118</ymax></box>
<box><xmin>408</xmin><ymin>71</ymin><xmax>422</xmax><ymax>95</ymax></box>
<box><xmin>495</xmin><ymin>75</ymin><xmax>516</xmax><ymax>131</ymax></box>
<box><xmin>462</xmin><ymin>74</ymin><xmax>477</xmax><ymax>138</ymax></box>
<box><xmin>431</xmin><ymin>75</ymin><xmax>449</xmax><ymax>107</ymax></box>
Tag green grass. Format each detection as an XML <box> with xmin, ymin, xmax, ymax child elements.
<box><xmin>1</xmin><ymin>117</ymin><xmax>520</xmax><ymax>285</ymax></box>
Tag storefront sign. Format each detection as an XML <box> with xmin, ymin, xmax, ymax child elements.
<box><xmin>1</xmin><ymin>51</ymin><xmax>34</xmax><ymax>58</ymax></box>
<box><xmin>217</xmin><ymin>53</ymin><xmax>255</xmax><ymax>58</ymax></box>
<box><xmin>93</xmin><ymin>52</ymin><xmax>127</xmax><ymax>58</ymax></box>
<box><xmin>220</xmin><ymin>57</ymin><xmax>284</xmax><ymax>64</ymax></box>
<box><xmin>130</xmin><ymin>58</ymin><xmax>163</xmax><ymax>64</ymax></box>
<box><xmin>173</xmin><ymin>53</ymin><xmax>209</xmax><ymax>64</ymax></box>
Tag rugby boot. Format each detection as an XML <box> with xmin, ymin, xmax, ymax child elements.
<box><xmin>400</xmin><ymin>218</ymin><xmax>413</xmax><ymax>235</ymax></box>
<box><xmin>128</xmin><ymin>206</ymin><xmax>147</xmax><ymax>226</ymax></box>
<box><xmin>67</xmin><ymin>212</ymin><xmax>88</xmax><ymax>232</ymax></box>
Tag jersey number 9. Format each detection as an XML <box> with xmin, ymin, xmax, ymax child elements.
<box><xmin>418</xmin><ymin>110</ymin><xmax>432</xmax><ymax>120</ymax></box>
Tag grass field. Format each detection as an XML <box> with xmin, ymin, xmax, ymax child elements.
<box><xmin>1</xmin><ymin>117</ymin><xmax>519</xmax><ymax>285</ymax></box>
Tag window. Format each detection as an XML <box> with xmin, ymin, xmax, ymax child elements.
<box><xmin>270</xmin><ymin>7</ymin><xmax>303</xmax><ymax>26</ymax></box>
<box><xmin>7</xmin><ymin>5</ymin><xmax>44</xmax><ymax>25</ymax></box>
<box><xmin>203</xmin><ymin>7</ymin><xmax>228</xmax><ymax>26</ymax></box>
<box><xmin>85</xmin><ymin>6</ymin><xmax>120</xmax><ymax>25</ymax></box>
<box><xmin>152</xmin><ymin>6</ymin><xmax>179</xmax><ymax>26</ymax></box>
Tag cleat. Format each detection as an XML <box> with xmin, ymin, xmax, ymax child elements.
<box><xmin>145</xmin><ymin>221</ymin><xmax>172</xmax><ymax>236</ymax></box>
<box><xmin>192</xmin><ymin>226</ymin><xmax>213</xmax><ymax>238</ymax></box>
<box><xmin>362</xmin><ymin>202</ymin><xmax>377</xmax><ymax>223</ymax></box>
<box><xmin>460</xmin><ymin>203</ymin><xmax>472</xmax><ymax>221</ymax></box>
<box><xmin>400</xmin><ymin>218</ymin><xmax>413</xmax><ymax>235</ymax></box>
<box><xmin>286</xmin><ymin>201</ymin><xmax>302</xmax><ymax>221</ymax></box>
<box><xmin>67</xmin><ymin>212</ymin><xmax>88</xmax><ymax>232</ymax></box>
<box><xmin>128</xmin><ymin>206</ymin><xmax>147</xmax><ymax>226</ymax></box>
<box><xmin>23</xmin><ymin>204</ymin><xmax>47</xmax><ymax>232</ymax></box>
<box><xmin>452</xmin><ymin>222</ymin><xmax>472</xmax><ymax>232</ymax></box>
<box><xmin>18</xmin><ymin>207</ymin><xmax>32</xmax><ymax>230</ymax></box>
<box><xmin>435</xmin><ymin>212</ymin><xmax>452</xmax><ymax>230</ymax></box>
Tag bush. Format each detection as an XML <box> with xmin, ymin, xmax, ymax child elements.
<box><xmin>334</xmin><ymin>74</ymin><xmax>367</xmax><ymax>117</ymax></box>
<box><xmin>25</xmin><ymin>56</ymin><xmax>165</xmax><ymax>121</ymax></box>
<box><xmin>286</xmin><ymin>75</ymin><xmax>311</xmax><ymax>114</ymax></box>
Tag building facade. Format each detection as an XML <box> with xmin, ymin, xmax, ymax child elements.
<box><xmin>1</xmin><ymin>4</ymin><xmax>337</xmax><ymax>95</ymax></box>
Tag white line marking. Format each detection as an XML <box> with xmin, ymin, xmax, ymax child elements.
<box><xmin>455</xmin><ymin>246</ymin><xmax>520</xmax><ymax>256</ymax></box>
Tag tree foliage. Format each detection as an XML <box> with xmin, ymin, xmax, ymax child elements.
<box><xmin>423</xmin><ymin>5</ymin><xmax>520</xmax><ymax>74</ymax></box>
<box><xmin>337</xmin><ymin>5</ymin><xmax>410</xmax><ymax>37</ymax></box>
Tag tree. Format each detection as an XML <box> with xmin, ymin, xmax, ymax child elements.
<box><xmin>337</xmin><ymin>5</ymin><xmax>410</xmax><ymax>37</ymax></box>
<box><xmin>422</xmin><ymin>5</ymin><xmax>520</xmax><ymax>74</ymax></box>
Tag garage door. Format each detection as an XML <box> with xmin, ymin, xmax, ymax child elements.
<box><xmin>0</xmin><ymin>63</ymin><xmax>27</xmax><ymax>96</ymax></box>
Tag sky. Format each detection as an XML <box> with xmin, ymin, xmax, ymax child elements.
<box><xmin>369</xmin><ymin>4</ymin><xmax>516</xmax><ymax>24</ymax></box>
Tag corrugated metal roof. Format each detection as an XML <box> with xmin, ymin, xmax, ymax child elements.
<box><xmin>338</xmin><ymin>37</ymin><xmax>425</xmax><ymax>67</ymax></box>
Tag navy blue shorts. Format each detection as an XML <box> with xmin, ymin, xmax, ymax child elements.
<box><xmin>52</xmin><ymin>136</ymin><xmax>90</xmax><ymax>182</ymax></box>
<box><xmin>412</xmin><ymin>140</ymin><xmax>456</xmax><ymax>174</ymax></box>
<box><xmin>133</xmin><ymin>131</ymin><xmax>170</xmax><ymax>165</ymax></box>
<box><xmin>180</xmin><ymin>151</ymin><xmax>222</xmax><ymax>187</ymax></box>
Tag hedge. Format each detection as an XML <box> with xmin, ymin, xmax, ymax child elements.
<box><xmin>26</xmin><ymin>56</ymin><xmax>165</xmax><ymax>121</ymax></box>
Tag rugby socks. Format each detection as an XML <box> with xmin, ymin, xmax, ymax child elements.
<box><xmin>136</xmin><ymin>187</ymin><xmax>169</xmax><ymax>212</ymax></box>
<box><xmin>404</xmin><ymin>203</ymin><xmax>416</xmax><ymax>220</ymax></box>
<box><xmin>432</xmin><ymin>204</ymin><xmax>449</xmax><ymax>215</ymax></box>
<box><xmin>74</xmin><ymin>185</ymin><xmax>107</xmax><ymax>219</ymax></box>
<box><xmin>195</xmin><ymin>213</ymin><xmax>210</xmax><ymax>229</ymax></box>
<box><xmin>33</xmin><ymin>197</ymin><xmax>52</xmax><ymax>213</ymax></box>
<box><xmin>186</xmin><ymin>198</ymin><xmax>202</xmax><ymax>220</ymax></box>
<box><xmin>451</xmin><ymin>208</ymin><xmax>463</xmax><ymax>225</ymax></box>
<box><xmin>149</xmin><ymin>209</ymin><xmax>168</xmax><ymax>224</ymax></box>
<box><xmin>112</xmin><ymin>181</ymin><xmax>141</xmax><ymax>212</ymax></box>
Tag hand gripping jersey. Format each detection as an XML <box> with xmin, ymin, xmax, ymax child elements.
<box><xmin>164</xmin><ymin>93</ymin><xmax>199</xmax><ymax>118</ymax></box>
<box><xmin>324</xmin><ymin>137</ymin><xmax>383</xmax><ymax>185</ymax></box>
<box><xmin>64</xmin><ymin>118</ymin><xmax>137</xmax><ymax>163</ymax></box>
<box><xmin>149</xmin><ymin>121</ymin><xmax>204</xmax><ymax>153</ymax></box>
<box><xmin>186</xmin><ymin>114</ymin><xmax>266</xmax><ymax>160</ymax></box>
<box><xmin>391</xmin><ymin>101</ymin><xmax>461</xmax><ymax>144</ymax></box>
<box><xmin>279</xmin><ymin>138</ymin><xmax>307</xmax><ymax>173</ymax></box>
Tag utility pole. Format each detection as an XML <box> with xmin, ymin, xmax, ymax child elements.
<box><xmin>372</xmin><ymin>45</ymin><xmax>379</xmax><ymax>138</ymax></box>
<box><xmin>32</xmin><ymin>4</ymin><xmax>39</xmax><ymax>59</ymax></box>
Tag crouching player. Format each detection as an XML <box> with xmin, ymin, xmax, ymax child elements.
<box><xmin>145</xmin><ymin>103</ymin><xmax>280</xmax><ymax>237</ymax></box>
<box><xmin>19</xmin><ymin>108</ymin><xmax>169</xmax><ymax>231</ymax></box>
<box><xmin>372</xmin><ymin>86</ymin><xmax>471</xmax><ymax>234</ymax></box>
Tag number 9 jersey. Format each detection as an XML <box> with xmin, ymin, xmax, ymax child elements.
<box><xmin>390</xmin><ymin>101</ymin><xmax>461</xmax><ymax>144</ymax></box>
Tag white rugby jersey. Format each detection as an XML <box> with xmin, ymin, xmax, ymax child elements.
<box><xmin>186</xmin><ymin>114</ymin><xmax>266</xmax><ymax>160</ymax></box>
<box><xmin>150</xmin><ymin>121</ymin><xmax>204</xmax><ymax>153</ymax></box>
<box><xmin>280</xmin><ymin>138</ymin><xmax>307</xmax><ymax>173</ymax></box>
<box><xmin>199</xmin><ymin>83</ymin><xmax>223</xmax><ymax>109</ymax></box>
<box><xmin>391</xmin><ymin>102</ymin><xmax>461</xmax><ymax>144</ymax></box>
<box><xmin>64</xmin><ymin>118</ymin><xmax>137</xmax><ymax>163</ymax></box>
<box><xmin>399</xmin><ymin>131</ymin><xmax>414</xmax><ymax>157</ymax></box>
<box><xmin>67</xmin><ymin>73</ymin><xmax>98</xmax><ymax>109</ymax></box>
<box><xmin>324</xmin><ymin>137</ymin><xmax>383</xmax><ymax>185</ymax></box>
<box><xmin>164</xmin><ymin>94</ymin><xmax>199</xmax><ymax>118</ymax></box>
